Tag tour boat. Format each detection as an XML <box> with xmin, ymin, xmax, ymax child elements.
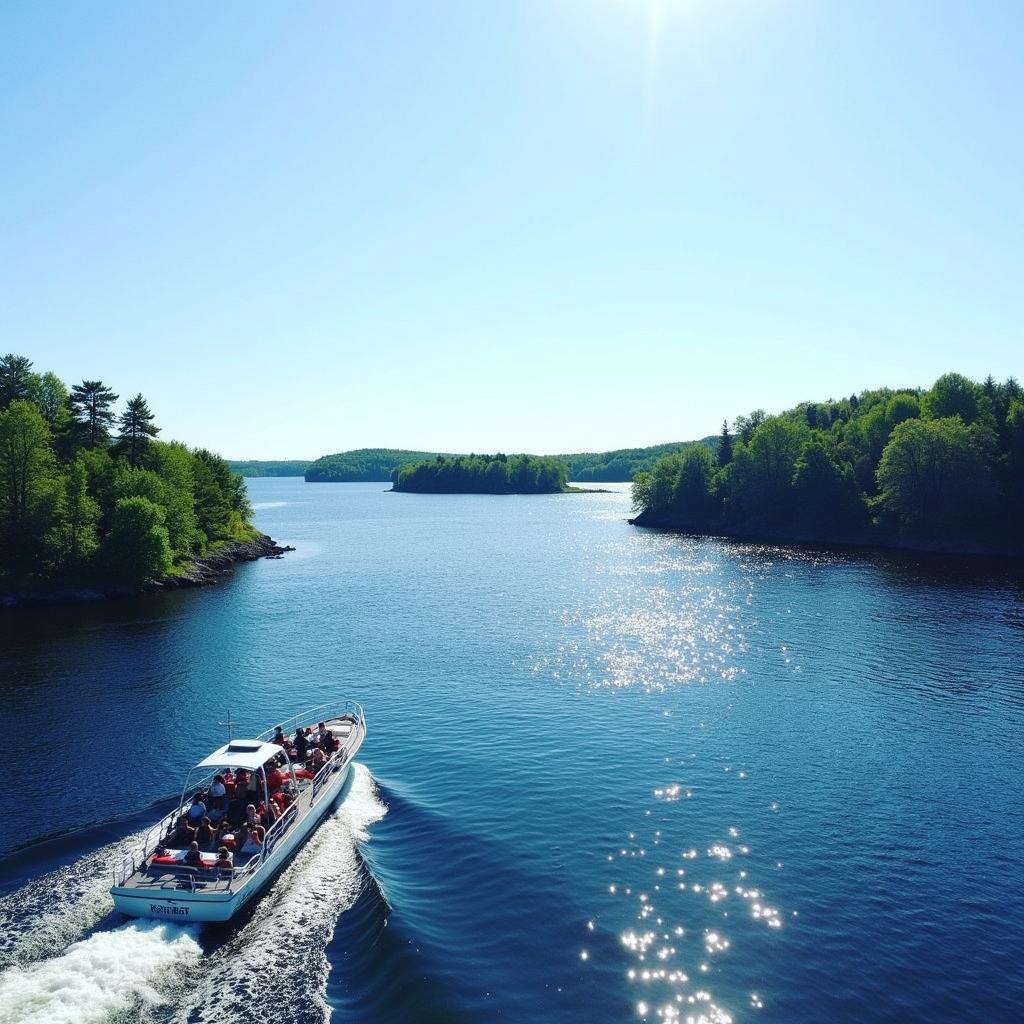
<box><xmin>110</xmin><ymin>701</ymin><xmax>366</xmax><ymax>922</ymax></box>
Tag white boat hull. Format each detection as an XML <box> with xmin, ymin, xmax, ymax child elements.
<box><xmin>112</xmin><ymin>751</ymin><xmax>357</xmax><ymax>923</ymax></box>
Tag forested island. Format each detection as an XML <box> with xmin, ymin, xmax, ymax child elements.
<box><xmin>392</xmin><ymin>454</ymin><xmax>570</xmax><ymax>494</ymax></box>
<box><xmin>631</xmin><ymin>372</ymin><xmax>1024</xmax><ymax>555</ymax></box>
<box><xmin>0</xmin><ymin>353</ymin><xmax>279</xmax><ymax>603</ymax></box>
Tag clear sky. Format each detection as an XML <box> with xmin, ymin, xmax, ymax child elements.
<box><xmin>2</xmin><ymin>1</ymin><xmax>1021</xmax><ymax>458</ymax></box>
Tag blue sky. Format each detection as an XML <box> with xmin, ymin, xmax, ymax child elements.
<box><xmin>2</xmin><ymin>1</ymin><xmax>1021</xmax><ymax>458</ymax></box>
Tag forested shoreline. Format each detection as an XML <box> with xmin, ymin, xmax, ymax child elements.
<box><xmin>0</xmin><ymin>353</ymin><xmax>261</xmax><ymax>597</ymax></box>
<box><xmin>392</xmin><ymin>454</ymin><xmax>569</xmax><ymax>494</ymax></box>
<box><xmin>631</xmin><ymin>373</ymin><xmax>1024</xmax><ymax>555</ymax></box>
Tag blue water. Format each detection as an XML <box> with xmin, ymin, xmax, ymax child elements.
<box><xmin>1</xmin><ymin>479</ymin><xmax>1022</xmax><ymax>1024</ymax></box>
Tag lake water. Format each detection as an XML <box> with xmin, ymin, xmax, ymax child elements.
<box><xmin>1</xmin><ymin>479</ymin><xmax>1022</xmax><ymax>1024</ymax></box>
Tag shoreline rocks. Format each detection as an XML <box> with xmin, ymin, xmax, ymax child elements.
<box><xmin>0</xmin><ymin>533</ymin><xmax>295</xmax><ymax>609</ymax></box>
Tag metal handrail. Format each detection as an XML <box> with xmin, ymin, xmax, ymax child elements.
<box><xmin>255</xmin><ymin>700</ymin><xmax>365</xmax><ymax>744</ymax></box>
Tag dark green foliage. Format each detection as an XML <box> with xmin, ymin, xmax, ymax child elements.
<box><xmin>876</xmin><ymin>418</ymin><xmax>996</xmax><ymax>537</ymax></box>
<box><xmin>228</xmin><ymin>460</ymin><xmax>311</xmax><ymax>477</ymax></box>
<box><xmin>0</xmin><ymin>355</ymin><xmax>255</xmax><ymax>591</ymax></box>
<box><xmin>633</xmin><ymin>372</ymin><xmax>1022</xmax><ymax>550</ymax></box>
<box><xmin>0</xmin><ymin>355</ymin><xmax>36</xmax><ymax>409</ymax></box>
<box><xmin>718</xmin><ymin>421</ymin><xmax>733</xmax><ymax>468</ymax></box>
<box><xmin>115</xmin><ymin>393</ymin><xmax>160</xmax><ymax>467</ymax></box>
<box><xmin>70</xmin><ymin>380</ymin><xmax>119</xmax><ymax>448</ymax></box>
<box><xmin>671</xmin><ymin>445</ymin><xmax>720</xmax><ymax>522</ymax></box>
<box><xmin>393</xmin><ymin>454</ymin><xmax>568</xmax><ymax>494</ymax></box>
<box><xmin>103</xmin><ymin>496</ymin><xmax>173</xmax><ymax>582</ymax></box>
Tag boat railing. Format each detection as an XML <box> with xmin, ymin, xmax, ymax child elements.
<box><xmin>256</xmin><ymin>699</ymin><xmax>365</xmax><ymax>745</ymax></box>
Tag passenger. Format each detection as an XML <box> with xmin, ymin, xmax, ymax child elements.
<box><xmin>184</xmin><ymin>841</ymin><xmax>203</xmax><ymax>867</ymax></box>
<box><xmin>209</xmin><ymin>774</ymin><xmax>227</xmax><ymax>810</ymax></box>
<box><xmin>325</xmin><ymin>731</ymin><xmax>340</xmax><ymax>755</ymax></box>
<box><xmin>309</xmin><ymin>747</ymin><xmax>326</xmax><ymax>773</ymax></box>
<box><xmin>222</xmin><ymin>769</ymin><xmax>237</xmax><ymax>795</ymax></box>
<box><xmin>226</xmin><ymin>797</ymin><xmax>245</xmax><ymax>828</ymax></box>
<box><xmin>271</xmin><ymin>788</ymin><xmax>288</xmax><ymax>813</ymax></box>
<box><xmin>292</xmin><ymin>729</ymin><xmax>308</xmax><ymax>760</ymax></box>
<box><xmin>316</xmin><ymin>722</ymin><xmax>330</xmax><ymax>748</ymax></box>
<box><xmin>170</xmin><ymin>816</ymin><xmax>197</xmax><ymax>848</ymax></box>
<box><xmin>266</xmin><ymin>764</ymin><xmax>287</xmax><ymax>792</ymax></box>
<box><xmin>245</xmin><ymin>771</ymin><xmax>262</xmax><ymax>805</ymax></box>
<box><xmin>240</xmin><ymin>824</ymin><xmax>263</xmax><ymax>855</ymax></box>
<box><xmin>214</xmin><ymin>846</ymin><xmax>233</xmax><ymax>870</ymax></box>
<box><xmin>186</xmin><ymin>793</ymin><xmax>207</xmax><ymax>824</ymax></box>
<box><xmin>245</xmin><ymin>803</ymin><xmax>259</xmax><ymax>827</ymax></box>
<box><xmin>196</xmin><ymin>816</ymin><xmax>215</xmax><ymax>848</ymax></box>
<box><xmin>272</xmin><ymin>725</ymin><xmax>286</xmax><ymax>747</ymax></box>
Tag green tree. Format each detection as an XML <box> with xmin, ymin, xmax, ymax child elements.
<box><xmin>792</xmin><ymin>440</ymin><xmax>865</xmax><ymax>530</ymax></box>
<box><xmin>671</xmin><ymin>444</ymin><xmax>719</xmax><ymax>521</ymax></box>
<box><xmin>102</xmin><ymin>496</ymin><xmax>173</xmax><ymax>581</ymax></box>
<box><xmin>0</xmin><ymin>400</ymin><xmax>60</xmax><ymax>572</ymax></box>
<box><xmin>59</xmin><ymin>456</ymin><xmax>100</xmax><ymax>564</ymax></box>
<box><xmin>718</xmin><ymin>420</ymin><xmax>733</xmax><ymax>467</ymax></box>
<box><xmin>0</xmin><ymin>354</ymin><xmax>36</xmax><ymax>410</ymax></box>
<box><xmin>732</xmin><ymin>417</ymin><xmax>807</xmax><ymax>523</ymax></box>
<box><xmin>876</xmin><ymin>417</ymin><xmax>997</xmax><ymax>537</ymax></box>
<box><xmin>116</xmin><ymin>393</ymin><xmax>160</xmax><ymax>467</ymax></box>
<box><xmin>70</xmin><ymin>380</ymin><xmax>119</xmax><ymax>448</ymax></box>
<box><xmin>921</xmin><ymin>372</ymin><xmax>983</xmax><ymax>424</ymax></box>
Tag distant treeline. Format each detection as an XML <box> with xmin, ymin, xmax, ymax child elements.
<box><xmin>561</xmin><ymin>440</ymin><xmax>716</xmax><ymax>482</ymax></box>
<box><xmin>306</xmin><ymin>449</ymin><xmax>448</xmax><ymax>482</ymax></box>
<box><xmin>0</xmin><ymin>353</ymin><xmax>254</xmax><ymax>590</ymax></box>
<box><xmin>632</xmin><ymin>372</ymin><xmax>1024</xmax><ymax>550</ymax></box>
<box><xmin>307</xmin><ymin>442</ymin><xmax>712</xmax><ymax>483</ymax></box>
<box><xmin>392</xmin><ymin>454</ymin><xmax>568</xmax><ymax>494</ymax></box>
<box><xmin>229</xmin><ymin>460</ymin><xmax>311</xmax><ymax>478</ymax></box>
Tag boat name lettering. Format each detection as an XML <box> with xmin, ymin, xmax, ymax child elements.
<box><xmin>150</xmin><ymin>903</ymin><xmax>190</xmax><ymax>917</ymax></box>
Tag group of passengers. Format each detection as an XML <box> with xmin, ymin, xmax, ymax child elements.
<box><xmin>159</xmin><ymin>721</ymin><xmax>342</xmax><ymax>870</ymax></box>
<box><xmin>272</xmin><ymin>720</ymin><xmax>342</xmax><ymax>763</ymax></box>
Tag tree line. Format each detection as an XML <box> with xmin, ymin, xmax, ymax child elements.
<box><xmin>392</xmin><ymin>454</ymin><xmax>569</xmax><ymax>494</ymax></box>
<box><xmin>0</xmin><ymin>353</ymin><xmax>254</xmax><ymax>589</ymax></box>
<box><xmin>228</xmin><ymin>460</ymin><xmax>311</xmax><ymax>478</ymax></box>
<box><xmin>561</xmin><ymin>440</ymin><xmax>716</xmax><ymax>482</ymax></box>
<box><xmin>306</xmin><ymin>449</ymin><xmax>447</xmax><ymax>482</ymax></box>
<box><xmin>306</xmin><ymin>443</ymin><xmax>716</xmax><ymax>483</ymax></box>
<box><xmin>632</xmin><ymin>372</ymin><xmax>1024</xmax><ymax>548</ymax></box>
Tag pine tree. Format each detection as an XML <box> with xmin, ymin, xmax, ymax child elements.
<box><xmin>70</xmin><ymin>380</ymin><xmax>119</xmax><ymax>448</ymax></box>
<box><xmin>718</xmin><ymin>419</ymin><xmax>734</xmax><ymax>467</ymax></box>
<box><xmin>0</xmin><ymin>354</ymin><xmax>35</xmax><ymax>410</ymax></box>
<box><xmin>116</xmin><ymin>393</ymin><xmax>160</xmax><ymax>467</ymax></box>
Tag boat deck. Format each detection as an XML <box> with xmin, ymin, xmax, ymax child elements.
<box><xmin>117</xmin><ymin>714</ymin><xmax>361</xmax><ymax>895</ymax></box>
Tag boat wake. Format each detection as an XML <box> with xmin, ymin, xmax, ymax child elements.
<box><xmin>0</xmin><ymin>825</ymin><xmax>154</xmax><ymax>971</ymax></box>
<box><xmin>150</xmin><ymin>762</ymin><xmax>386</xmax><ymax>1024</ymax></box>
<box><xmin>0</xmin><ymin>764</ymin><xmax>386</xmax><ymax>1024</ymax></box>
<box><xmin>0</xmin><ymin>921</ymin><xmax>201</xmax><ymax>1024</ymax></box>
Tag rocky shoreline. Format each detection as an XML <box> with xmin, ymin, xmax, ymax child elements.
<box><xmin>628</xmin><ymin>510</ymin><xmax>1024</xmax><ymax>561</ymax></box>
<box><xmin>0</xmin><ymin>533</ymin><xmax>295</xmax><ymax>609</ymax></box>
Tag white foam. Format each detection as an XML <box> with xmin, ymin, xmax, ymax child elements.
<box><xmin>156</xmin><ymin>762</ymin><xmax>386</xmax><ymax>1024</ymax></box>
<box><xmin>0</xmin><ymin>921</ymin><xmax>201</xmax><ymax>1024</ymax></box>
<box><xmin>0</xmin><ymin>826</ymin><xmax>153</xmax><ymax>970</ymax></box>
